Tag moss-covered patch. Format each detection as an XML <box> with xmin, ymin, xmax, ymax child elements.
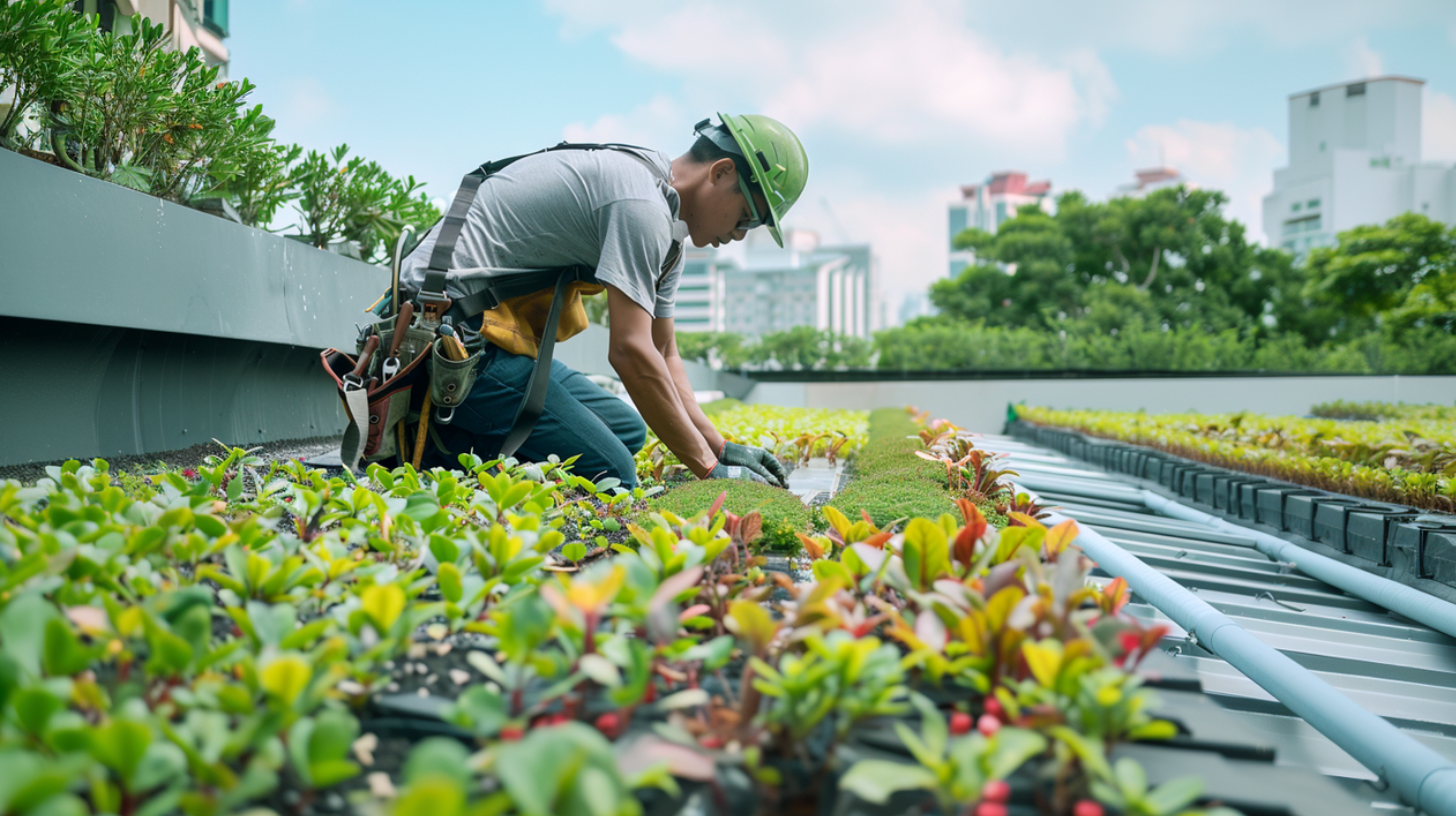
<box><xmin>829</xmin><ymin>409</ymin><xmax>955</xmax><ymax>527</ymax></box>
<box><xmin>829</xmin><ymin>408</ymin><xmax>1007</xmax><ymax>530</ymax></box>
<box><xmin>645</xmin><ymin>478</ymin><xmax>811</xmax><ymax>552</ymax></box>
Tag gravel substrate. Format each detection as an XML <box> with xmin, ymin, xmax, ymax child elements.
<box><xmin>0</xmin><ymin>435</ymin><xmax>343</xmax><ymax>485</ymax></box>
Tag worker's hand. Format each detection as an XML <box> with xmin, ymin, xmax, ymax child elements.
<box><xmin>705</xmin><ymin>461</ymin><xmax>769</xmax><ymax>484</ymax></box>
<box><xmin>719</xmin><ymin>442</ymin><xmax>789</xmax><ymax>488</ymax></box>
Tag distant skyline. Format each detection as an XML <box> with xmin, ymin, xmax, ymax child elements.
<box><xmin>228</xmin><ymin>0</ymin><xmax>1456</xmax><ymax>314</ymax></box>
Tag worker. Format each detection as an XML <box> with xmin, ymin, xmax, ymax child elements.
<box><xmin>396</xmin><ymin>114</ymin><xmax>808</xmax><ymax>489</ymax></box>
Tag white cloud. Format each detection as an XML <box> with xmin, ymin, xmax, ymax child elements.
<box><xmin>546</xmin><ymin>0</ymin><xmax>1114</xmax><ymax>161</ymax></box>
<box><xmin>1124</xmin><ymin>121</ymin><xmax>1283</xmax><ymax>243</ymax></box>
<box><xmin>1423</xmin><ymin>88</ymin><xmax>1456</xmax><ymax>163</ymax></box>
<box><xmin>562</xmin><ymin>95</ymin><xmax>685</xmax><ymax>147</ymax></box>
<box><xmin>1342</xmin><ymin>35</ymin><xmax>1384</xmax><ymax>79</ymax></box>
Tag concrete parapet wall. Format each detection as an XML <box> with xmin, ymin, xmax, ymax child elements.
<box><xmin>742</xmin><ymin>375</ymin><xmax>1456</xmax><ymax>433</ymax></box>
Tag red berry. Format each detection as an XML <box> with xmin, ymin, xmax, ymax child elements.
<box><xmin>984</xmin><ymin>697</ymin><xmax>1004</xmax><ymax>719</ymax></box>
<box><xmin>699</xmin><ymin>734</ymin><xmax>724</xmax><ymax>749</ymax></box>
<box><xmin>977</xmin><ymin>714</ymin><xmax>1001</xmax><ymax>737</ymax></box>
<box><xmin>499</xmin><ymin>726</ymin><xmax>524</xmax><ymax>741</ymax></box>
<box><xmin>1073</xmin><ymin>801</ymin><xmax>1105</xmax><ymax>816</ymax></box>
<box><xmin>981</xmin><ymin>780</ymin><xmax>1011</xmax><ymax>803</ymax></box>
<box><xmin>594</xmin><ymin>712</ymin><xmax>623</xmax><ymax>738</ymax></box>
<box><xmin>974</xmin><ymin>803</ymin><xmax>1007</xmax><ymax>816</ymax></box>
<box><xmin>949</xmin><ymin>712</ymin><xmax>973</xmax><ymax>735</ymax></box>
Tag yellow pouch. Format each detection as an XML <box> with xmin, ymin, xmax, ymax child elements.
<box><xmin>480</xmin><ymin>280</ymin><xmax>604</xmax><ymax>358</ymax></box>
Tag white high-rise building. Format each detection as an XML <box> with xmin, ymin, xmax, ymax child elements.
<box><xmin>1263</xmin><ymin>76</ymin><xmax>1456</xmax><ymax>256</ymax></box>
<box><xmin>697</xmin><ymin>229</ymin><xmax>873</xmax><ymax>339</ymax></box>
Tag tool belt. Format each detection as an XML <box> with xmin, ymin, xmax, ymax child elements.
<box><xmin>319</xmin><ymin>142</ymin><xmax>648</xmax><ymax>473</ymax></box>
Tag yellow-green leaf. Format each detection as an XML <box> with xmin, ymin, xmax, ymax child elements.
<box><xmin>261</xmin><ymin>655</ymin><xmax>311</xmax><ymax>706</ymax></box>
<box><xmin>361</xmin><ymin>583</ymin><xmax>406</xmax><ymax>634</ymax></box>
<box><xmin>1022</xmin><ymin>639</ymin><xmax>1062</xmax><ymax>688</ymax></box>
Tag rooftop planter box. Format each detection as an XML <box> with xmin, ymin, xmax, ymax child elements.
<box><xmin>0</xmin><ymin>148</ymin><xmax>387</xmax><ymax>464</ymax></box>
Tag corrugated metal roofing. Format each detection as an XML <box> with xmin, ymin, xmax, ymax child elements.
<box><xmin>979</xmin><ymin>432</ymin><xmax>1456</xmax><ymax>815</ymax></box>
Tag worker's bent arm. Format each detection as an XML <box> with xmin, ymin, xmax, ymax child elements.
<box><xmin>605</xmin><ymin>285</ymin><xmax>716</xmax><ymax>477</ymax></box>
<box><xmin>652</xmin><ymin>316</ymin><xmax>727</xmax><ymax>456</ymax></box>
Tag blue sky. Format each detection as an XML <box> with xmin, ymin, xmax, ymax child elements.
<box><xmin>228</xmin><ymin>0</ymin><xmax>1456</xmax><ymax>317</ymax></box>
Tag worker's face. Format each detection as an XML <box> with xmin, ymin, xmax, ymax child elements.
<box><xmin>688</xmin><ymin>158</ymin><xmax>769</xmax><ymax>249</ymax></box>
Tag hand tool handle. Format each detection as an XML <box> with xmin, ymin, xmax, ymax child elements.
<box><xmin>387</xmin><ymin>302</ymin><xmax>414</xmax><ymax>360</ymax></box>
<box><xmin>351</xmin><ymin>335</ymin><xmax>380</xmax><ymax>379</ymax></box>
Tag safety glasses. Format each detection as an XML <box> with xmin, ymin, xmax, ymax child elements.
<box><xmin>735</xmin><ymin>171</ymin><xmax>772</xmax><ymax>231</ymax></box>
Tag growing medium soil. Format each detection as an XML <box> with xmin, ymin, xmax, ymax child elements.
<box><xmin>0</xmin><ymin>436</ymin><xmax>342</xmax><ymax>485</ymax></box>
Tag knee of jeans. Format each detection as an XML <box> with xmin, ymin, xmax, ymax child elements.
<box><xmin>604</xmin><ymin>443</ymin><xmax>639</xmax><ymax>490</ymax></box>
<box><xmin>618</xmin><ymin>412</ymin><xmax>648</xmax><ymax>456</ymax></box>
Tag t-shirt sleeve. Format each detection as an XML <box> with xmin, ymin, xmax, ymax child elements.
<box><xmin>593</xmin><ymin>198</ymin><xmax>673</xmax><ymax>318</ymax></box>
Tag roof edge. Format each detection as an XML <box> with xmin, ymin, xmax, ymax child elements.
<box><xmin>1289</xmin><ymin>75</ymin><xmax>1425</xmax><ymax>99</ymax></box>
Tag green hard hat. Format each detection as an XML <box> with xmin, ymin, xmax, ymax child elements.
<box><xmin>716</xmin><ymin>113</ymin><xmax>808</xmax><ymax>248</ymax></box>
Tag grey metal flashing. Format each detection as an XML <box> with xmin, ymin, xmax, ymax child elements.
<box><xmin>0</xmin><ymin>317</ymin><xmax>347</xmax><ymax>464</ymax></box>
<box><xmin>1142</xmin><ymin>490</ymin><xmax>1456</xmax><ymax>641</ymax></box>
<box><xmin>1057</xmin><ymin>513</ymin><xmax>1456</xmax><ymax>814</ymax></box>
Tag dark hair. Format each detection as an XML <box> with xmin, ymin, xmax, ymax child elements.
<box><xmin>688</xmin><ymin>133</ymin><xmax>741</xmax><ymax>166</ymax></box>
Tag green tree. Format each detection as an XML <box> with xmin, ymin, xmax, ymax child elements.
<box><xmin>1303</xmin><ymin>212</ymin><xmax>1456</xmax><ymax>339</ymax></box>
<box><xmin>749</xmin><ymin>327</ymin><xmax>872</xmax><ymax>370</ymax></box>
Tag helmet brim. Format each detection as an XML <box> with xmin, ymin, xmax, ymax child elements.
<box><xmin>719</xmin><ymin>112</ymin><xmax>788</xmax><ymax>248</ymax></box>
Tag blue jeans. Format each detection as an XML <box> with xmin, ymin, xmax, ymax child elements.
<box><xmin>425</xmin><ymin>344</ymin><xmax>647</xmax><ymax>487</ymax></box>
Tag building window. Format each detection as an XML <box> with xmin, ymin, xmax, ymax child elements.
<box><xmin>1319</xmin><ymin>140</ymin><xmax>1326</xmax><ymax>152</ymax></box>
<box><xmin>1291</xmin><ymin>202</ymin><xmax>1302</xmax><ymax>212</ymax></box>
<box><xmin>1282</xmin><ymin>215</ymin><xmax>1321</xmax><ymax>236</ymax></box>
<box><xmin>1307</xmin><ymin>198</ymin><xmax>1320</xmax><ymax>209</ymax></box>
<box><xmin>1310</xmin><ymin>91</ymin><xmax>1320</xmax><ymax>107</ymax></box>
<box><xmin>203</xmin><ymin>0</ymin><xmax>229</xmax><ymax>37</ymax></box>
<box><xmin>1346</xmin><ymin>82</ymin><xmax>1366</xmax><ymax>97</ymax></box>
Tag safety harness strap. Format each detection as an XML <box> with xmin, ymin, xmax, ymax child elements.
<box><xmin>498</xmin><ymin>269</ymin><xmax>574</xmax><ymax>459</ymax></box>
<box><xmin>419</xmin><ymin>141</ymin><xmax>650</xmax><ymax>460</ymax></box>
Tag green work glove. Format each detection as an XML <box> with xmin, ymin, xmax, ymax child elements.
<box><xmin>719</xmin><ymin>442</ymin><xmax>789</xmax><ymax>488</ymax></box>
<box><xmin>706</xmin><ymin>462</ymin><xmax>768</xmax><ymax>484</ymax></box>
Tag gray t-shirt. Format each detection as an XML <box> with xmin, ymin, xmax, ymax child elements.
<box><xmin>399</xmin><ymin>146</ymin><xmax>686</xmax><ymax>318</ymax></box>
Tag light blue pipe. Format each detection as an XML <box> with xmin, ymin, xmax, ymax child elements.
<box><xmin>1059</xmin><ymin>514</ymin><xmax>1456</xmax><ymax>816</ymax></box>
<box><xmin>1139</xmin><ymin>490</ymin><xmax>1456</xmax><ymax>642</ymax></box>
<box><xmin>1011</xmin><ymin>471</ymin><xmax>1456</xmax><ymax>642</ymax></box>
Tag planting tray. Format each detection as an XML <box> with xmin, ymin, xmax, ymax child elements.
<box><xmin>1253</xmin><ymin>487</ymin><xmax>1320</xmax><ymax>529</ymax></box>
<box><xmin>1232</xmin><ymin>479</ymin><xmax>1286</xmax><ymax>521</ymax></box>
<box><xmin>1344</xmin><ymin>509</ymin><xmax>1419</xmax><ymax>566</ymax></box>
<box><xmin>1387</xmin><ymin>517</ymin><xmax>1456</xmax><ymax>584</ymax></box>
<box><xmin>1284</xmin><ymin>494</ymin><xmax>1364</xmax><ymax>542</ymax></box>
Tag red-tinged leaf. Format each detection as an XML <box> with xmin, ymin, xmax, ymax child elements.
<box><xmin>1007</xmin><ymin>511</ymin><xmax>1044</xmax><ymax>529</ymax></box>
<box><xmin>861</xmin><ymin>509</ymin><xmax>875</xmax><ymax>527</ymax></box>
<box><xmin>1103</xmin><ymin>577</ymin><xmax>1130</xmax><ymax>614</ymax></box>
<box><xmin>914</xmin><ymin>450</ymin><xmax>943</xmax><ymax>462</ymax></box>
<box><xmin>737</xmin><ymin>511</ymin><xmax>763</xmax><ymax>546</ymax></box>
<box><xmin>796</xmin><ymin>532</ymin><xmax>828</xmax><ymax>560</ymax></box>
<box><xmin>709</xmin><ymin>490</ymin><xmax>727</xmax><ymax>519</ymax></box>
<box><xmin>1043</xmin><ymin>520</ymin><xmax>1079</xmax><ymax>557</ymax></box>
<box><xmin>649</xmin><ymin>566</ymin><xmax>704</xmax><ymax>613</ymax></box>
<box><xmin>616</xmin><ymin>735</ymin><xmax>716</xmax><ymax>782</ymax></box>
<box><xmin>1141</xmin><ymin>624</ymin><xmax>1170</xmax><ymax>651</ymax></box>
<box><xmin>679</xmin><ymin>604</ymin><xmax>711</xmax><ymax>622</ymax></box>
<box><xmin>863</xmin><ymin>531</ymin><xmax>893</xmax><ymax>550</ymax></box>
<box><xmin>953</xmin><ymin>525</ymin><xmax>977</xmax><ymax>568</ymax></box>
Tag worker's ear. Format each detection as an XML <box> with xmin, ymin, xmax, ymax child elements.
<box><xmin>709</xmin><ymin>157</ymin><xmax>738</xmax><ymax>186</ymax></box>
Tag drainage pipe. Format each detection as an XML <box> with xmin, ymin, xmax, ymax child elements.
<box><xmin>1140</xmin><ymin>490</ymin><xmax>1456</xmax><ymax>643</ymax></box>
<box><xmin>1059</xmin><ymin>514</ymin><xmax>1456</xmax><ymax>816</ymax></box>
